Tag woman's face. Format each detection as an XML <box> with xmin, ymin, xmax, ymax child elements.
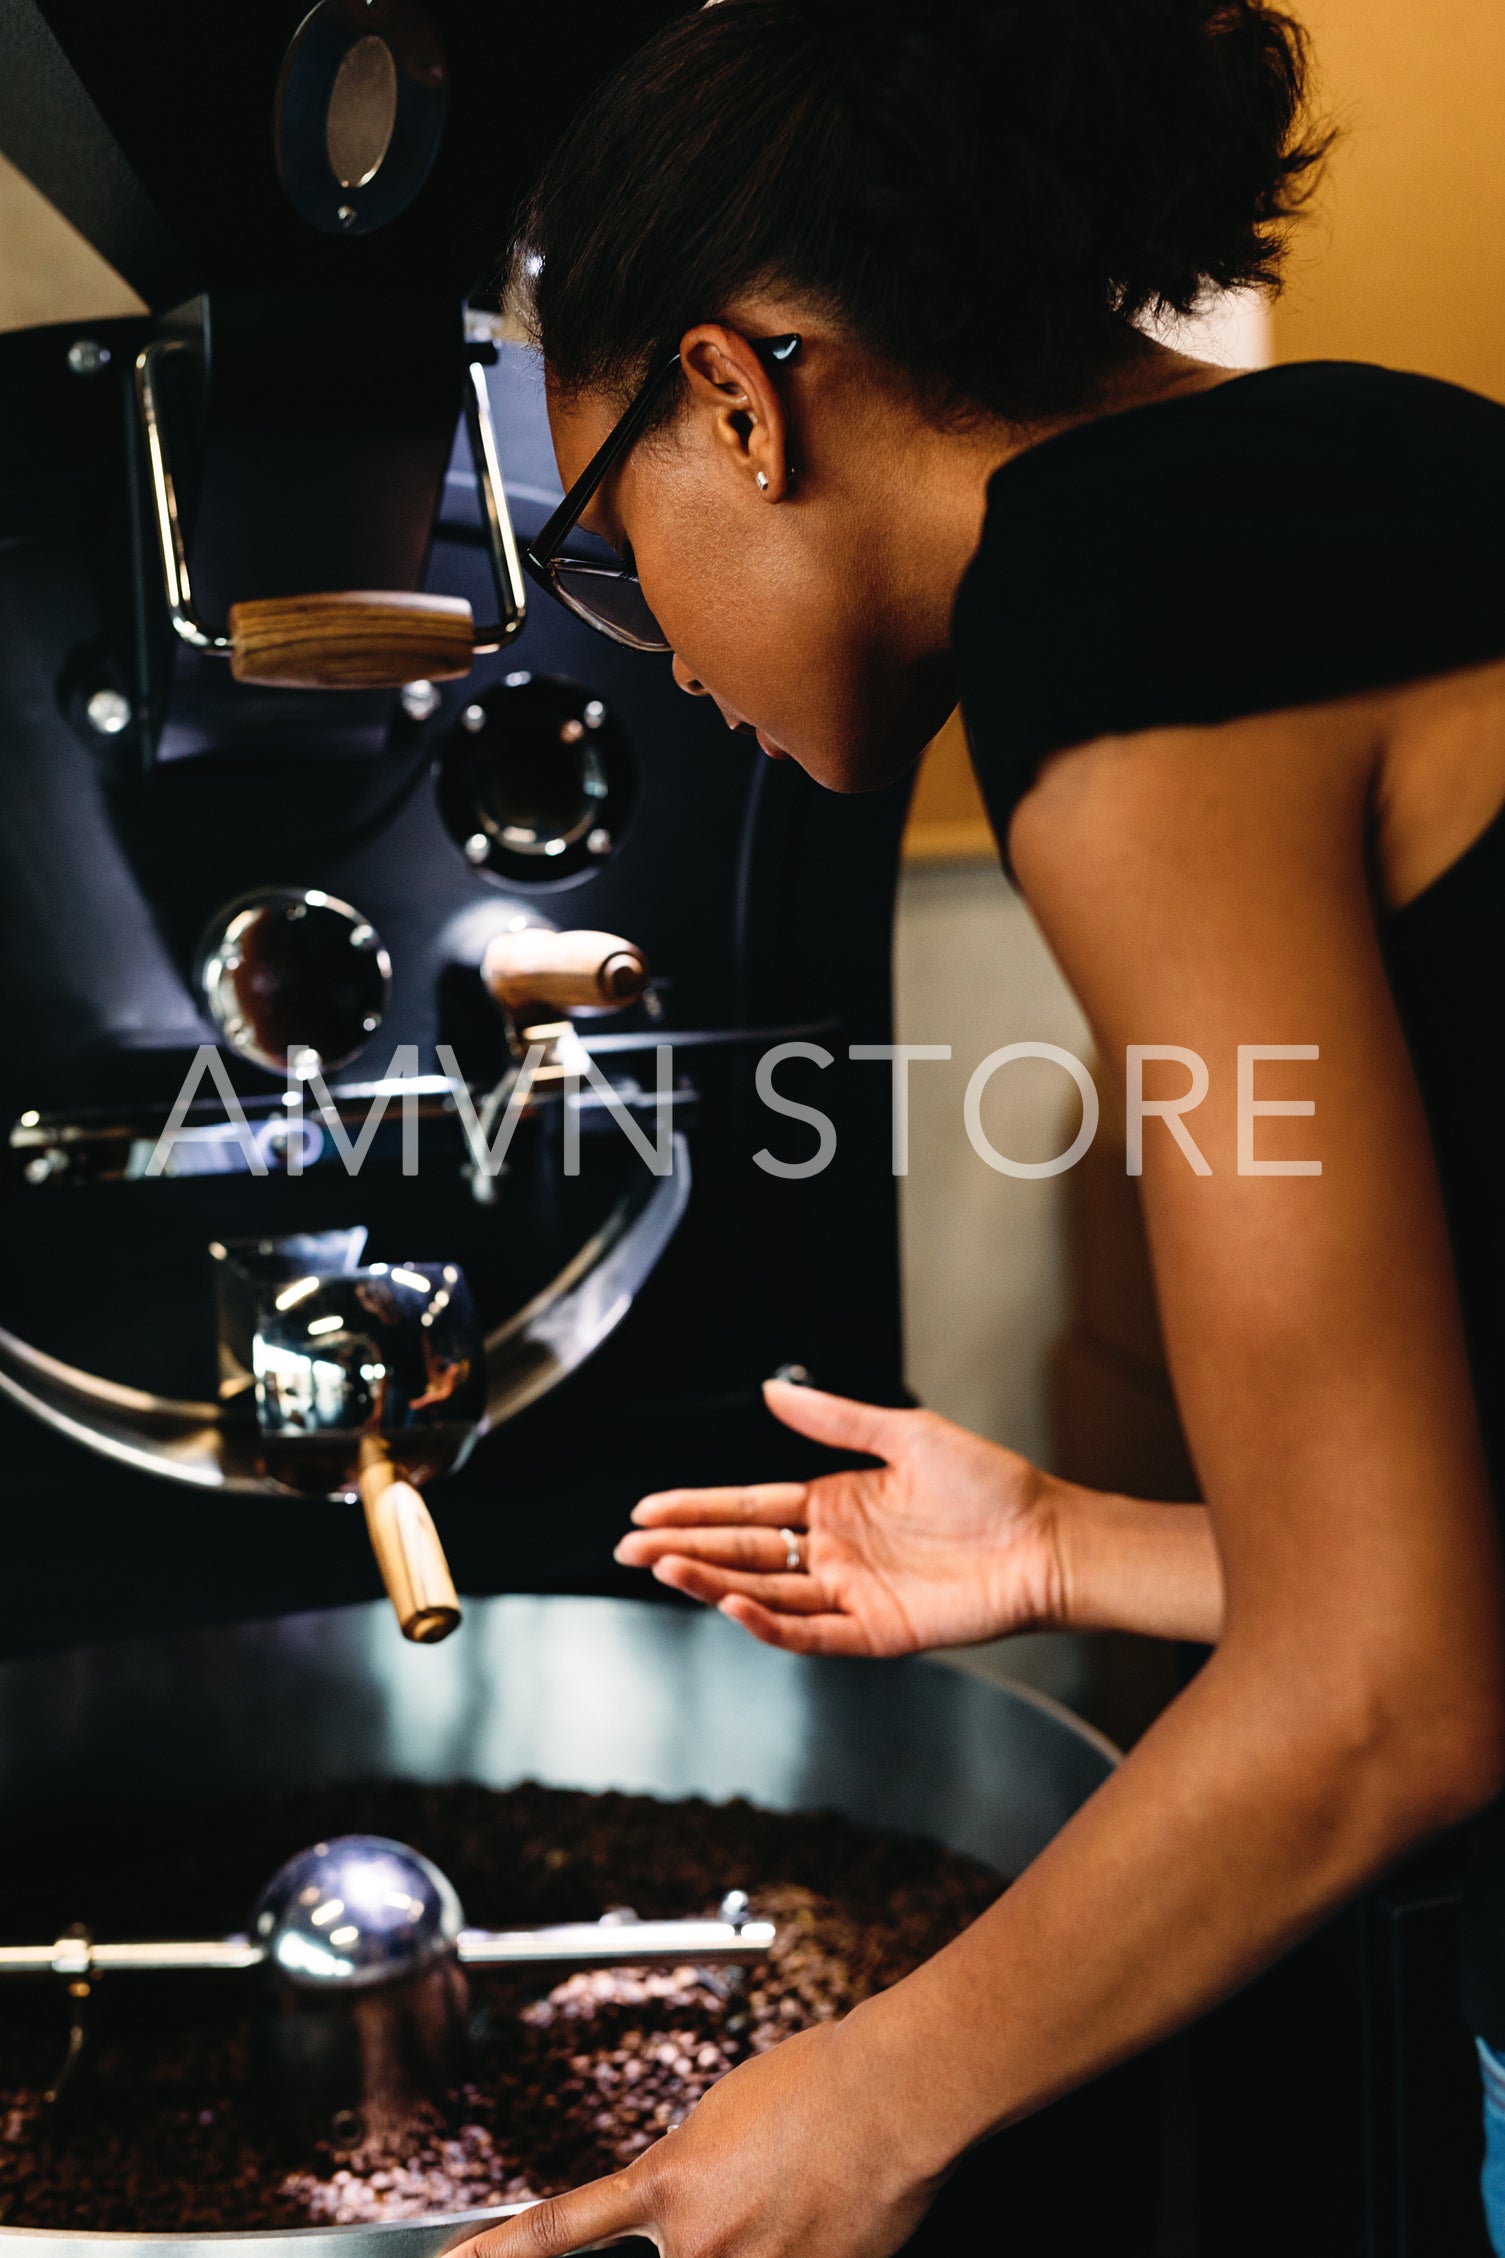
<box><xmin>545</xmin><ymin>324</ymin><xmax>964</xmax><ymax>793</ymax></box>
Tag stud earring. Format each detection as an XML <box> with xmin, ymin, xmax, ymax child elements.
<box><xmin>756</xmin><ymin>471</ymin><xmax>770</xmax><ymax>492</ymax></box>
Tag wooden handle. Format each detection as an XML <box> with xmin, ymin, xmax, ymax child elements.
<box><xmin>481</xmin><ymin>928</ymin><xmax>649</xmax><ymax>1018</ymax></box>
<box><xmin>358</xmin><ymin>1441</ymin><xmax>461</xmax><ymax>1644</ymax></box>
<box><xmin>228</xmin><ymin>591</ymin><xmax>474</xmax><ymax>690</ymax></box>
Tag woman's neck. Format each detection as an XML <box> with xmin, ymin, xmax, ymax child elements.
<box><xmin>892</xmin><ymin>337</ymin><xmax>1243</xmax><ymax>672</ymax></box>
<box><xmin>1040</xmin><ymin>333</ymin><xmax>1247</xmax><ymax>439</ymax></box>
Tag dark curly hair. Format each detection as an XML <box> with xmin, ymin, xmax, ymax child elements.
<box><xmin>509</xmin><ymin>0</ymin><xmax>1329</xmax><ymax>425</ymax></box>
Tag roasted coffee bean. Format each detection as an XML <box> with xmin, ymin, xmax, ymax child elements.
<box><xmin>0</xmin><ymin>1784</ymin><xmax>1003</xmax><ymax>2231</ymax></box>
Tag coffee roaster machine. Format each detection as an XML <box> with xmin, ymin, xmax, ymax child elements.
<box><xmin>0</xmin><ymin>4</ymin><xmax>1486</xmax><ymax>2254</ymax></box>
<box><xmin>0</xmin><ymin>3</ymin><xmax>1158</xmax><ymax>2251</ymax></box>
<box><xmin>0</xmin><ymin>0</ymin><xmax>926</xmax><ymax>1647</ymax></box>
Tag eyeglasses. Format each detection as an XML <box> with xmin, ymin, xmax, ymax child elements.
<box><xmin>522</xmin><ymin>334</ymin><xmax>802</xmax><ymax>653</ymax></box>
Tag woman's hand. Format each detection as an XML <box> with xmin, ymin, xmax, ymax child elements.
<box><xmin>618</xmin><ymin>1380</ymin><xmax>1226</xmax><ymax>1650</ymax></box>
<box><xmin>449</xmin><ymin>2011</ymin><xmax>942</xmax><ymax>2258</ymax></box>
<box><xmin>615</xmin><ymin>1378</ymin><xmax>1068</xmax><ymax>1655</ymax></box>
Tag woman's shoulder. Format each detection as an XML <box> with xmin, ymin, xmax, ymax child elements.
<box><xmin>987</xmin><ymin>358</ymin><xmax>1505</xmax><ymax>502</ymax></box>
<box><xmin>955</xmin><ymin>358</ymin><xmax>1505</xmax><ymax>842</ymax></box>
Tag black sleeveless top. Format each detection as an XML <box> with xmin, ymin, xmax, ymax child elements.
<box><xmin>952</xmin><ymin>359</ymin><xmax>1505</xmax><ymax>2041</ymax></box>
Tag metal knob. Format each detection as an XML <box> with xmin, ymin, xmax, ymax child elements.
<box><xmin>253</xmin><ymin>1836</ymin><xmax>463</xmax><ymax>1988</ymax></box>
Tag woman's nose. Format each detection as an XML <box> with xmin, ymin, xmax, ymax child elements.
<box><xmin>672</xmin><ymin>654</ymin><xmax>709</xmax><ymax>698</ymax></box>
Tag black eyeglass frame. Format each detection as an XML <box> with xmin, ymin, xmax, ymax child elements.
<box><xmin>521</xmin><ymin>333</ymin><xmax>802</xmax><ymax>653</ymax></box>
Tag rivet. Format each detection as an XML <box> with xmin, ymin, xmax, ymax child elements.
<box><xmin>400</xmin><ymin>679</ymin><xmax>440</xmax><ymax>721</ymax></box>
<box><xmin>587</xmin><ymin>827</ymin><xmax>612</xmax><ymax>856</ymax></box>
<box><xmin>464</xmin><ymin>833</ymin><xmax>490</xmax><ymax>864</ymax></box>
<box><xmin>461</xmin><ymin>703</ymin><xmax>487</xmax><ymax>734</ymax></box>
<box><xmin>66</xmin><ymin>339</ymin><xmax>110</xmax><ymax>378</ymax></box>
<box><xmin>85</xmin><ymin>687</ymin><xmax>131</xmax><ymax>736</ymax></box>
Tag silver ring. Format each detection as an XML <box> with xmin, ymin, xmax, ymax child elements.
<box><xmin>778</xmin><ymin>1527</ymin><xmax>804</xmax><ymax>1573</ymax></box>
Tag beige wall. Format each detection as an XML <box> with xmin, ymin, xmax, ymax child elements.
<box><xmin>0</xmin><ymin>151</ymin><xmax>144</xmax><ymax>334</ymax></box>
<box><xmin>1273</xmin><ymin>0</ymin><xmax>1505</xmax><ymax>401</ymax></box>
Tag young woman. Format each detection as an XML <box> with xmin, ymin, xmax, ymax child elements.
<box><xmin>460</xmin><ymin>1</ymin><xmax>1505</xmax><ymax>2248</ymax></box>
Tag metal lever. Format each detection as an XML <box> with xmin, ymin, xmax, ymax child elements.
<box><xmin>135</xmin><ymin>341</ymin><xmax>525</xmax><ymax>687</ymax></box>
<box><xmin>0</xmin><ymin>1914</ymin><xmax>775</xmax><ymax>1978</ymax></box>
<box><xmin>454</xmin><ymin>1909</ymin><xmax>774</xmax><ymax>1969</ymax></box>
<box><xmin>0</xmin><ymin>1852</ymin><xmax>773</xmax><ymax>2156</ymax></box>
<box><xmin>469</xmin><ymin>928</ymin><xmax>656</xmax><ymax>1204</ymax></box>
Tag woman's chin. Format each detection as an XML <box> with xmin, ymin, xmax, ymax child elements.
<box><xmin>794</xmin><ymin>733</ymin><xmax>933</xmax><ymax>796</ymax></box>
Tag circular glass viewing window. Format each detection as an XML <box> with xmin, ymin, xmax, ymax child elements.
<box><xmin>437</xmin><ymin>674</ymin><xmax>635</xmax><ymax>887</ymax></box>
<box><xmin>276</xmin><ymin>0</ymin><xmax>445</xmax><ymax>237</ymax></box>
<box><xmin>198</xmin><ymin>889</ymin><xmax>391</xmax><ymax>1074</ymax></box>
<box><xmin>326</xmin><ymin>36</ymin><xmax>399</xmax><ymax>189</ymax></box>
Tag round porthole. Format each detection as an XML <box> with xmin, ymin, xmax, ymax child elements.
<box><xmin>275</xmin><ymin>0</ymin><xmax>446</xmax><ymax>238</ymax></box>
<box><xmin>199</xmin><ymin>889</ymin><xmax>391</xmax><ymax>1074</ymax></box>
<box><xmin>437</xmin><ymin>674</ymin><xmax>634</xmax><ymax>887</ymax></box>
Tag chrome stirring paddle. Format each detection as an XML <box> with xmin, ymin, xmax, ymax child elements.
<box><xmin>0</xmin><ymin>1834</ymin><xmax>775</xmax><ymax>2145</ymax></box>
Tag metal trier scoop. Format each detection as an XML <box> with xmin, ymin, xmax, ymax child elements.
<box><xmin>0</xmin><ymin>1834</ymin><xmax>775</xmax><ymax>2147</ymax></box>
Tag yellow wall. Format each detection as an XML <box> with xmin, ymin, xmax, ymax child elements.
<box><xmin>1272</xmin><ymin>0</ymin><xmax>1505</xmax><ymax>403</ymax></box>
<box><xmin>910</xmin><ymin>0</ymin><xmax>1505</xmax><ymax>857</ymax></box>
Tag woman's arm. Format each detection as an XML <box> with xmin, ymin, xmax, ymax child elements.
<box><xmin>619</xmin><ymin>1380</ymin><xmax>1227</xmax><ymax>1646</ymax></box>
<box><xmin>464</xmin><ymin>697</ymin><xmax>1505</xmax><ymax>2258</ymax></box>
<box><xmin>1056</xmin><ymin>1486</ymin><xmax>1222</xmax><ymax>1640</ymax></box>
<box><xmin>865</xmin><ymin>699</ymin><xmax>1505</xmax><ymax>2138</ymax></box>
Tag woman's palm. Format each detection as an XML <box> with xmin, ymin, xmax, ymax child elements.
<box><xmin>615</xmin><ymin>1382</ymin><xmax>1063</xmax><ymax>1657</ymax></box>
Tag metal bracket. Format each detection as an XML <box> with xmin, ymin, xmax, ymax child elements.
<box><xmin>133</xmin><ymin>338</ymin><xmax>526</xmax><ymax>664</ymax></box>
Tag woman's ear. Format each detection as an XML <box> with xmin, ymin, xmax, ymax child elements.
<box><xmin>679</xmin><ymin>324</ymin><xmax>793</xmax><ymax>499</ymax></box>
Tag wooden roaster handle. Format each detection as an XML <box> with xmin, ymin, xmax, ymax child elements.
<box><xmin>228</xmin><ymin>592</ymin><xmax>475</xmax><ymax>690</ymax></box>
<box><xmin>358</xmin><ymin>1441</ymin><xmax>461</xmax><ymax>1645</ymax></box>
<box><xmin>481</xmin><ymin>928</ymin><xmax>650</xmax><ymax>1019</ymax></box>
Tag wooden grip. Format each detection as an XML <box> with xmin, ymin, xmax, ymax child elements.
<box><xmin>228</xmin><ymin>591</ymin><xmax>475</xmax><ymax>690</ymax></box>
<box><xmin>358</xmin><ymin>1442</ymin><xmax>461</xmax><ymax>1645</ymax></box>
<box><xmin>481</xmin><ymin>928</ymin><xmax>649</xmax><ymax>1018</ymax></box>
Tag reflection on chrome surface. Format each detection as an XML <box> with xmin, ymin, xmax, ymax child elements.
<box><xmin>216</xmin><ymin>1234</ymin><xmax>486</xmax><ymax>1495</ymax></box>
<box><xmin>255</xmin><ymin>1835</ymin><xmax>463</xmax><ymax>1990</ymax></box>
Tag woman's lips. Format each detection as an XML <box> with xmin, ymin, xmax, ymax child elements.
<box><xmin>726</xmin><ymin>713</ymin><xmax>790</xmax><ymax>761</ymax></box>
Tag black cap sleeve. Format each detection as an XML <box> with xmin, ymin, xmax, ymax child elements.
<box><xmin>953</xmin><ymin>362</ymin><xmax>1505</xmax><ymax>854</ymax></box>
